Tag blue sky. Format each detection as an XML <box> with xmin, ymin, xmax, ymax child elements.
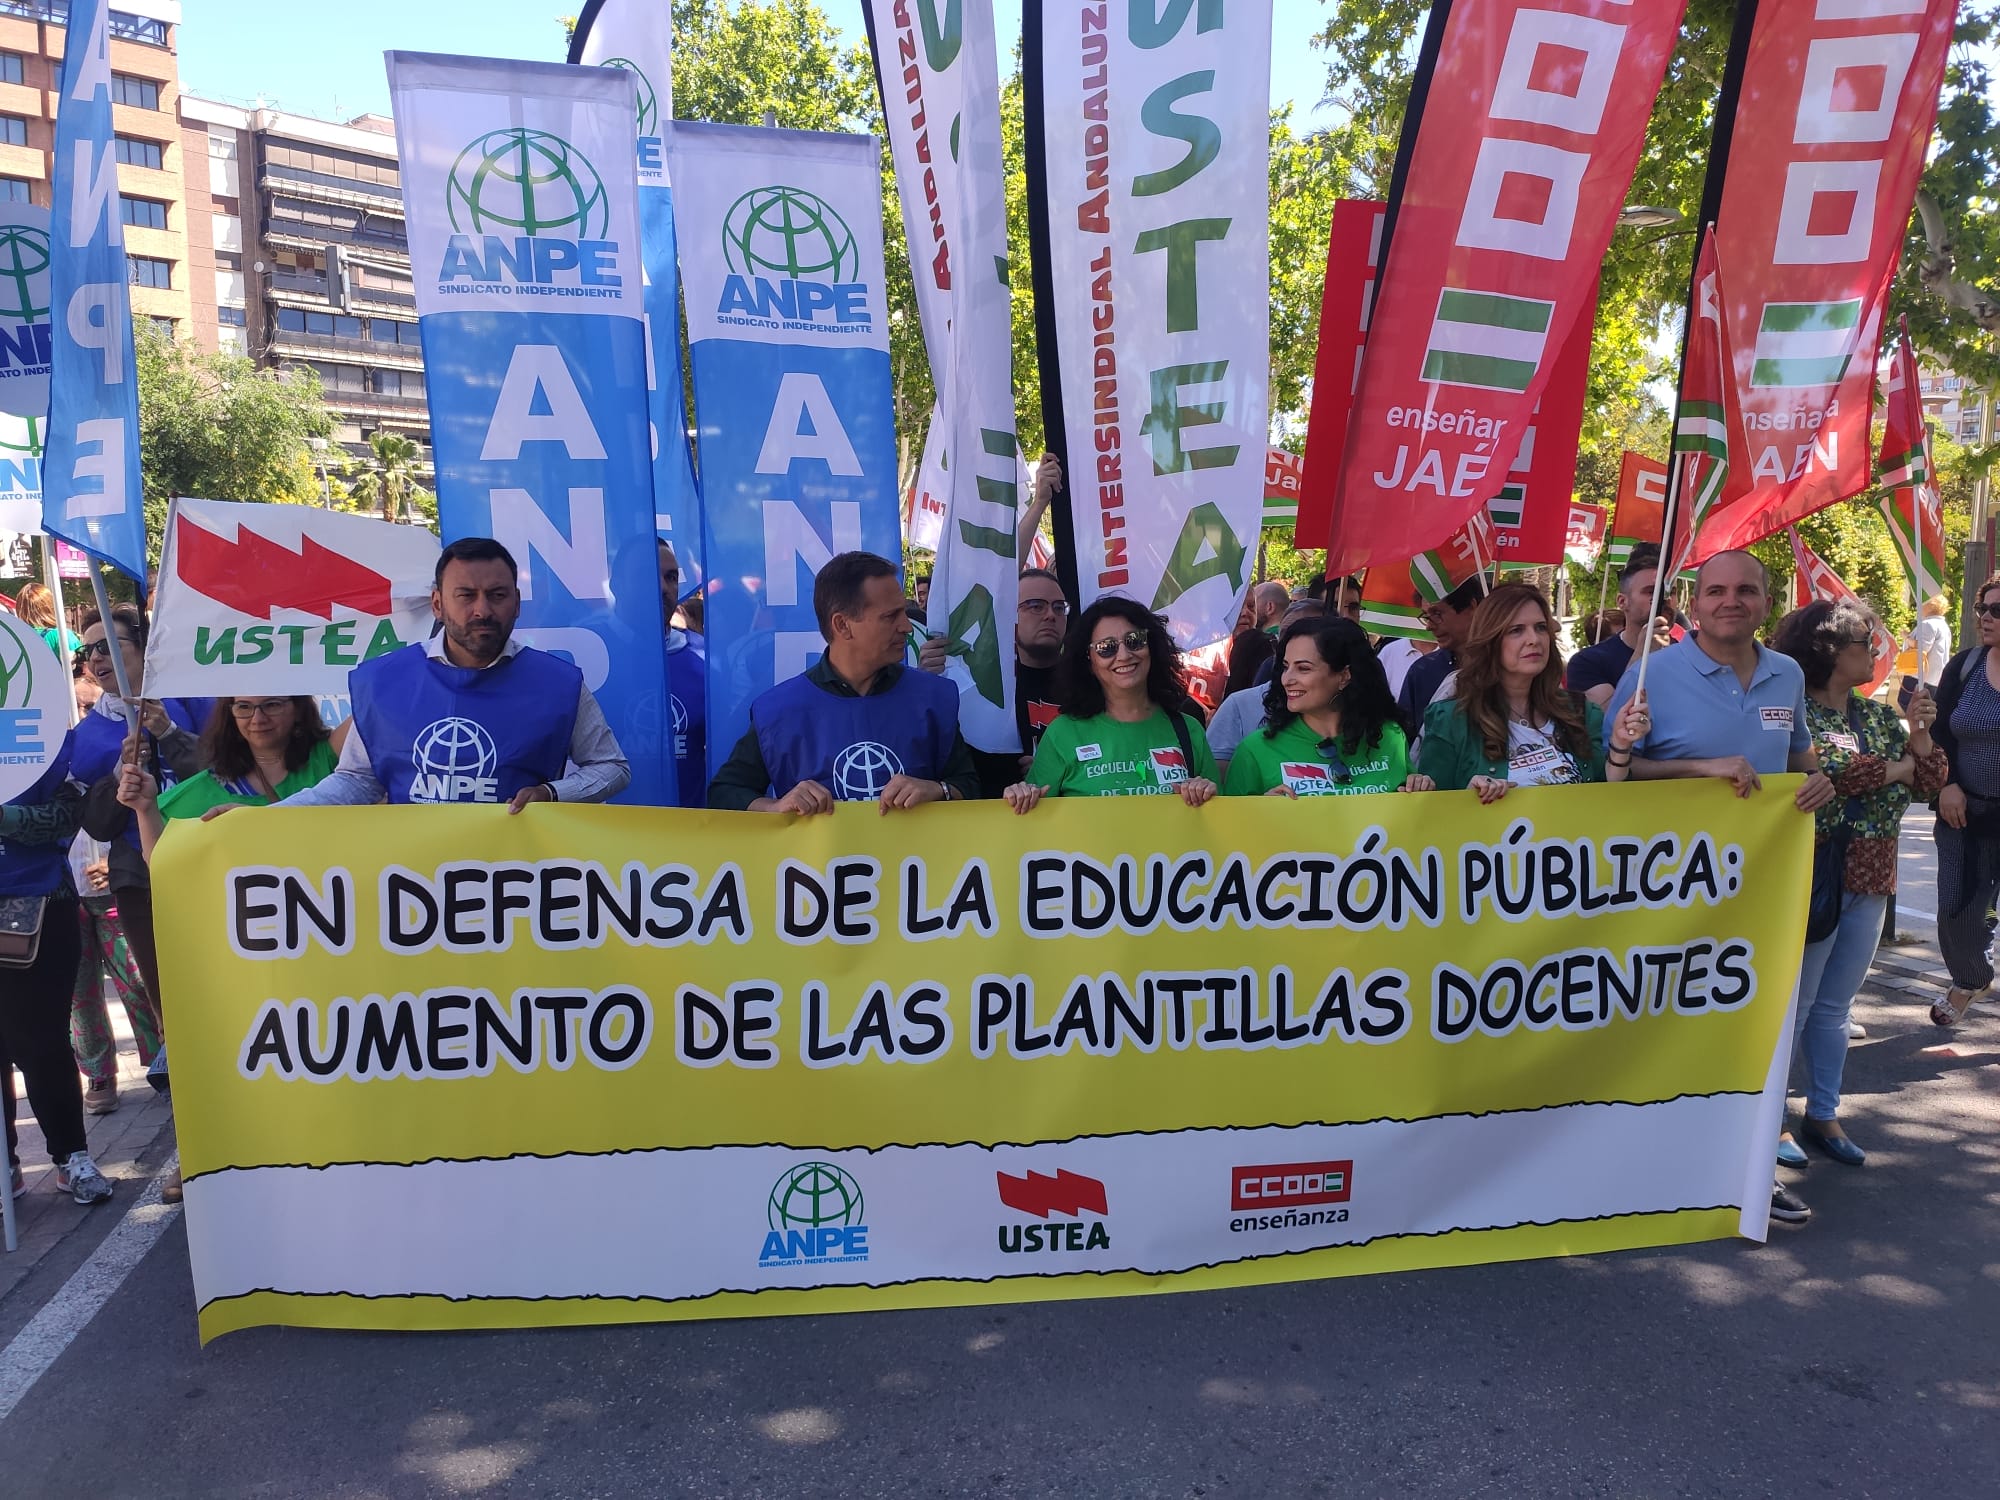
<box><xmin>176</xmin><ymin>0</ymin><xmax>1337</xmax><ymax>125</ymax></box>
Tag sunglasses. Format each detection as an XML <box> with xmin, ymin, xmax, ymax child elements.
<box><xmin>229</xmin><ymin>698</ymin><xmax>292</xmax><ymax>720</ymax></box>
<box><xmin>80</xmin><ymin>637</ymin><xmax>134</xmax><ymax>659</ymax></box>
<box><xmin>1315</xmin><ymin>737</ymin><xmax>1355</xmax><ymax>784</ymax></box>
<box><xmin>1089</xmin><ymin>629</ymin><xmax>1151</xmax><ymax>660</ymax></box>
<box><xmin>1977</xmin><ymin>604</ymin><xmax>2000</xmax><ymax>620</ymax></box>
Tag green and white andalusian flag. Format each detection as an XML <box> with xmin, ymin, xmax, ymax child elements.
<box><xmin>1421</xmin><ymin>289</ymin><xmax>1553</xmax><ymax>394</ymax></box>
<box><xmin>1749</xmin><ymin>299</ymin><xmax>1862</xmax><ymax>389</ymax></box>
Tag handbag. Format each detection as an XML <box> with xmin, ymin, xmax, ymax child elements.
<box><xmin>0</xmin><ymin>894</ymin><xmax>47</xmax><ymax>968</ymax></box>
<box><xmin>1806</xmin><ymin>699</ymin><xmax>1866</xmax><ymax>944</ymax></box>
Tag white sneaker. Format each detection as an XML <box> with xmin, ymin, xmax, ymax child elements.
<box><xmin>55</xmin><ymin>1152</ymin><xmax>112</xmax><ymax>1205</ymax></box>
<box><xmin>1848</xmin><ymin>1020</ymin><xmax>1867</xmax><ymax>1040</ymax></box>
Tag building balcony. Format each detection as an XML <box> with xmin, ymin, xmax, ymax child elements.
<box><xmin>316</xmin><ymin>387</ymin><xmax>430</xmax><ymax>418</ymax></box>
<box><xmin>350</xmin><ymin>282</ymin><xmax>417</xmax><ymax>310</ymax></box>
<box><xmin>268</xmin><ymin>325</ymin><xmax>425</xmax><ymax>370</ymax></box>
<box><xmin>259</xmin><ymin>162</ymin><xmax>402</xmax><ymax>213</ymax></box>
<box><xmin>262</xmin><ymin>212</ymin><xmax>408</xmax><ymax>256</ymax></box>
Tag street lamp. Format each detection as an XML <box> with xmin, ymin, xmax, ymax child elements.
<box><xmin>1617</xmin><ymin>205</ymin><xmax>1684</xmax><ymax>230</ymax></box>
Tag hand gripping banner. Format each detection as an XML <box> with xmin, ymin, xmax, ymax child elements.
<box><xmin>668</xmin><ymin>123</ymin><xmax>901</xmax><ymax>782</ymax></box>
<box><xmin>158</xmin><ymin>784</ymin><xmax>1809</xmax><ymax>1341</ymax></box>
<box><xmin>570</xmin><ymin>0</ymin><xmax>705</xmax><ymax>599</ymax></box>
<box><xmin>867</xmin><ymin>0</ymin><xmax>1021</xmax><ymax>754</ymax></box>
<box><xmin>1695</xmin><ymin>0</ymin><xmax>1955</xmax><ymax>552</ymax></box>
<box><xmin>42</xmin><ymin>0</ymin><xmax>148</xmax><ymax>579</ymax></box>
<box><xmin>388</xmin><ymin>52</ymin><xmax>675</xmax><ymax>806</ymax></box>
<box><xmin>1034</xmin><ymin>2</ymin><xmax>1272</xmax><ymax>649</ymax></box>
<box><xmin>1324</xmin><ymin>0</ymin><xmax>1682</xmax><ymax>576</ymax></box>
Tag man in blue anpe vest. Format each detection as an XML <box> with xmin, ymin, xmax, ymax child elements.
<box><xmin>708</xmin><ymin>550</ymin><xmax>978</xmax><ymax>814</ymax></box>
<box><xmin>245</xmin><ymin>537</ymin><xmax>629</xmax><ymax>811</ymax></box>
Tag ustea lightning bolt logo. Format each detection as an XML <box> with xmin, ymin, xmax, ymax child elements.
<box><xmin>995</xmin><ymin>1169</ymin><xmax>1111</xmax><ymax>1256</ymax></box>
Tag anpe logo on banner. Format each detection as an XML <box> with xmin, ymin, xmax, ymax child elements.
<box><xmin>409</xmin><ymin>717</ymin><xmax>500</xmax><ymax>803</ymax></box>
<box><xmin>437</xmin><ymin>129</ymin><xmax>621</xmax><ymax>294</ymax></box>
<box><xmin>0</xmin><ymin>221</ymin><xmax>52</xmax><ymax>378</ymax></box>
<box><xmin>598</xmin><ymin>57</ymin><xmax>659</xmax><ymax>136</ymax></box>
<box><xmin>995</xmin><ymin>1169</ymin><xmax>1111</xmax><ymax>1255</ymax></box>
<box><xmin>716</xmin><ymin>185</ymin><xmax>872</xmax><ymax>332</ymax></box>
<box><xmin>760</xmin><ymin>1161</ymin><xmax>870</xmax><ymax>1267</ymax></box>
<box><xmin>0</xmin><ymin>611</ymin><xmax>45</xmax><ymax>759</ymax></box>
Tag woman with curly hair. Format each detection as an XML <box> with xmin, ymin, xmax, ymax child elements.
<box><xmin>1223</xmin><ymin>616</ymin><xmax>1432</xmax><ymax>797</ymax></box>
<box><xmin>1419</xmin><ymin>582</ymin><xmax>1644</xmax><ymax>800</ymax></box>
<box><xmin>1005</xmin><ymin>596</ymin><xmax>1217</xmax><ymax>811</ymax></box>
<box><xmin>116</xmin><ymin>695</ymin><xmax>338</xmax><ymax>859</ymax></box>
<box><xmin>1771</xmin><ymin>599</ymin><xmax>1945</xmax><ymax>1161</ymax></box>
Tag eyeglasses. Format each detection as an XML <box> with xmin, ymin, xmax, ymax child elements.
<box><xmin>1020</xmin><ymin>599</ymin><xmax>1070</xmax><ymax>618</ymax></box>
<box><xmin>1419</xmin><ymin>605</ymin><xmax>1454</xmax><ymax>627</ymax></box>
<box><xmin>1977</xmin><ymin>604</ymin><xmax>2000</xmax><ymax>620</ymax></box>
<box><xmin>1089</xmin><ymin>629</ymin><xmax>1150</xmax><ymax>660</ymax></box>
<box><xmin>229</xmin><ymin>698</ymin><xmax>292</xmax><ymax>720</ymax></box>
<box><xmin>1315</xmin><ymin>737</ymin><xmax>1355</xmax><ymax>784</ymax></box>
<box><xmin>1838</xmin><ymin>635</ymin><xmax>1876</xmax><ymax>651</ymax></box>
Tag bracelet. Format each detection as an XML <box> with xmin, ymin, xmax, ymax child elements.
<box><xmin>937</xmin><ymin>780</ymin><xmax>949</xmax><ymax>802</ymax></box>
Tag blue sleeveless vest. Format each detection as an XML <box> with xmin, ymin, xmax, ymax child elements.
<box><xmin>351</xmin><ymin>644</ymin><xmax>580</xmax><ymax>805</ymax></box>
<box><xmin>750</xmin><ymin>667</ymin><xmax>960</xmax><ymax>801</ymax></box>
<box><xmin>70</xmin><ymin>697</ymin><xmax>212</xmax><ymax>853</ymax></box>
<box><xmin>0</xmin><ymin>734</ymin><xmax>74</xmax><ymax>896</ymax></box>
<box><xmin>666</xmin><ymin>630</ymin><xmax>708</xmax><ymax>810</ymax></box>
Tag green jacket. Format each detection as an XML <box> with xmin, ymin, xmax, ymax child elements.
<box><xmin>1418</xmin><ymin>694</ymin><xmax>1608</xmax><ymax>790</ymax></box>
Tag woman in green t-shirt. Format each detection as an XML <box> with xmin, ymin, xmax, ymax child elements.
<box><xmin>1223</xmin><ymin>617</ymin><xmax>1434</xmax><ymax>797</ymax></box>
<box><xmin>1006</xmin><ymin>596</ymin><xmax>1218</xmax><ymax>810</ymax></box>
<box><xmin>116</xmin><ymin>696</ymin><xmax>339</xmax><ymax>860</ymax></box>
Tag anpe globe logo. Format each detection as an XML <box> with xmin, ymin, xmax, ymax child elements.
<box><xmin>760</xmin><ymin>1162</ymin><xmax>871</xmax><ymax>1268</ymax></box>
<box><xmin>833</xmin><ymin>741</ymin><xmax>903</xmax><ymax>801</ymax></box>
<box><xmin>669</xmin><ymin>693</ymin><xmax>689</xmax><ymax>756</ymax></box>
<box><xmin>722</xmin><ymin>186</ymin><xmax>860</xmax><ymax>282</ymax></box>
<box><xmin>409</xmin><ymin>717</ymin><xmax>501</xmax><ymax>803</ymax></box>
<box><xmin>0</xmin><ymin>224</ymin><xmax>51</xmax><ymax>324</ymax></box>
<box><xmin>447</xmin><ymin>128</ymin><xmax>609</xmax><ymax>239</ymax></box>
<box><xmin>0</xmin><ymin>611</ymin><xmax>60</xmax><ymax>788</ymax></box>
<box><xmin>600</xmin><ymin>57</ymin><xmax>658</xmax><ymax>136</ymax></box>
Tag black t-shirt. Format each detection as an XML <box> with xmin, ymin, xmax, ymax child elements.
<box><xmin>973</xmin><ymin>658</ymin><xmax>1060</xmax><ymax>799</ymax></box>
<box><xmin>1565</xmin><ymin>635</ymin><xmax>1635</xmax><ymax>696</ymax></box>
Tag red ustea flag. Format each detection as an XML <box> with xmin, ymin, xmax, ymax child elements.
<box><xmin>1324</xmin><ymin>0</ymin><xmax>1683</xmax><ymax>574</ymax></box>
<box><xmin>1787</xmin><ymin>528</ymin><xmax>1895</xmax><ymax>697</ymax></box>
<box><xmin>1697</xmin><ymin>0</ymin><xmax>1955</xmax><ymax>553</ymax></box>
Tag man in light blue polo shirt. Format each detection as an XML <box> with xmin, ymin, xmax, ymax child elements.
<box><xmin>1608</xmin><ymin>548</ymin><xmax>1833</xmax><ymax>1230</ymax></box>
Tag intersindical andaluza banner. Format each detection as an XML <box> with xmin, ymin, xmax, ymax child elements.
<box><xmin>158</xmin><ymin>784</ymin><xmax>1809</xmax><ymax>1341</ymax></box>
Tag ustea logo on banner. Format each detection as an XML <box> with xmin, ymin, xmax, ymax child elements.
<box><xmin>437</xmin><ymin>129</ymin><xmax>622</xmax><ymax>300</ymax></box>
<box><xmin>717</xmin><ymin>185</ymin><xmax>872</xmax><ymax>335</ymax></box>
<box><xmin>760</xmin><ymin>1161</ymin><xmax>870</xmax><ymax>1268</ymax></box>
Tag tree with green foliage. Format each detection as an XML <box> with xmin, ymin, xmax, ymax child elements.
<box><xmin>342</xmin><ymin>430</ymin><xmax>434</xmax><ymax>527</ymax></box>
<box><xmin>134</xmin><ymin>329</ymin><xmax>334</xmax><ymax>556</ymax></box>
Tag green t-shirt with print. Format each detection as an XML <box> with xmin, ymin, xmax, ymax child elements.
<box><xmin>1223</xmin><ymin>718</ymin><xmax>1410</xmax><ymax>797</ymax></box>
<box><xmin>156</xmin><ymin>739</ymin><xmax>340</xmax><ymax>822</ymax></box>
<box><xmin>1028</xmin><ymin>708</ymin><xmax>1219</xmax><ymax>796</ymax></box>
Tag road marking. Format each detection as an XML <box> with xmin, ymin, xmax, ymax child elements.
<box><xmin>0</xmin><ymin>1152</ymin><xmax>181</xmax><ymax>1424</ymax></box>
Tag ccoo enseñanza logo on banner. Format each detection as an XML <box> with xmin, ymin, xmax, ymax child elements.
<box><xmin>437</xmin><ymin>128</ymin><xmax>621</xmax><ymax>299</ymax></box>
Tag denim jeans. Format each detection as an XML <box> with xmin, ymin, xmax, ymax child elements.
<box><xmin>1791</xmin><ymin>891</ymin><xmax>1888</xmax><ymax>1121</ymax></box>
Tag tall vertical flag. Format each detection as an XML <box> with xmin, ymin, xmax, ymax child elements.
<box><xmin>1295</xmin><ymin>199</ymin><xmax>1386</xmax><ymax>549</ymax></box>
<box><xmin>867</xmin><ymin>0</ymin><xmax>1020</xmax><ymax>753</ymax></box>
<box><xmin>42</xmin><ymin>0</ymin><xmax>146</xmax><ymax>578</ymax></box>
<box><xmin>1606</xmin><ymin>451</ymin><xmax>1668</xmax><ymax>571</ymax></box>
<box><xmin>1666</xmin><ymin>228</ymin><xmax>1738</xmax><ymax>572</ymax></box>
<box><xmin>1695</xmin><ymin>0</ymin><xmax>1956</xmax><ymax>556</ymax></box>
<box><xmin>1324</xmin><ymin>0</ymin><xmax>1684</xmax><ymax>575</ymax></box>
<box><xmin>570</xmin><ymin>0</ymin><xmax>704</xmax><ymax>595</ymax></box>
<box><xmin>1564</xmin><ymin>502</ymin><xmax>1608</xmax><ymax>570</ymax></box>
<box><xmin>1032</xmin><ymin>2</ymin><xmax>1272</xmax><ymax>648</ymax></box>
<box><xmin>1877</xmin><ymin>318</ymin><xmax>1945</xmax><ymax>606</ymax></box>
<box><xmin>387</xmin><ymin>53</ymin><xmax>674</xmax><ymax>805</ymax></box>
<box><xmin>1787</xmin><ymin>528</ymin><xmax>1895</xmax><ymax>697</ymax></box>
<box><xmin>668</xmin><ymin>123</ymin><xmax>901</xmax><ymax>780</ymax></box>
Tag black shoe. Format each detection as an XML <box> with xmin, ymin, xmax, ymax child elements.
<box><xmin>1770</xmin><ymin>1181</ymin><xmax>1811</xmax><ymax>1225</ymax></box>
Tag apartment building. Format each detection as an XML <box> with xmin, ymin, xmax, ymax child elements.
<box><xmin>0</xmin><ymin>0</ymin><xmax>191</xmax><ymax>337</ymax></box>
<box><xmin>181</xmin><ymin>96</ymin><xmax>429</xmax><ymax>458</ymax></box>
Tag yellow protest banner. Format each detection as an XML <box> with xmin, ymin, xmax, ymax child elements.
<box><xmin>156</xmin><ymin>781</ymin><xmax>1809</xmax><ymax>1342</ymax></box>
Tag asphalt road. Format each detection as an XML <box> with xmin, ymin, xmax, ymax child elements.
<box><xmin>2</xmin><ymin>820</ymin><xmax>1996</xmax><ymax>1499</ymax></box>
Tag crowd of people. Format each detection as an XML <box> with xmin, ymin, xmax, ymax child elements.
<box><xmin>0</xmin><ymin>508</ymin><xmax>1979</xmax><ymax>1235</ymax></box>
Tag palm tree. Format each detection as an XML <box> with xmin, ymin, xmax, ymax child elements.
<box><xmin>345</xmin><ymin>431</ymin><xmax>425</xmax><ymax>523</ymax></box>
